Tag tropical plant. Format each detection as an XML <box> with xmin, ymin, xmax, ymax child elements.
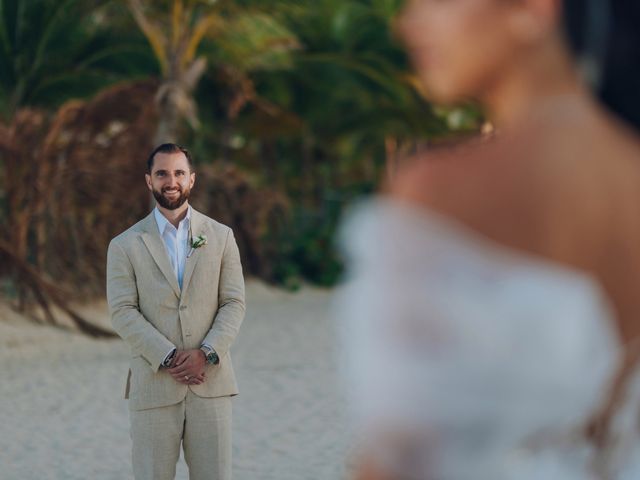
<box><xmin>0</xmin><ymin>0</ymin><xmax>154</xmax><ymax>120</ymax></box>
<box><xmin>126</xmin><ymin>0</ymin><xmax>299</xmax><ymax>145</ymax></box>
<box><xmin>222</xmin><ymin>0</ymin><xmax>484</xmax><ymax>286</ymax></box>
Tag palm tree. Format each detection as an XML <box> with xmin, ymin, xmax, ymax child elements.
<box><xmin>126</xmin><ymin>0</ymin><xmax>299</xmax><ymax>145</ymax></box>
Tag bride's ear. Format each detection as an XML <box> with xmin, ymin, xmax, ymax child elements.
<box><xmin>506</xmin><ymin>0</ymin><xmax>563</xmax><ymax>44</ymax></box>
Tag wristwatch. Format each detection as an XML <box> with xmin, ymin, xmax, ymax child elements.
<box><xmin>200</xmin><ymin>344</ymin><xmax>219</xmax><ymax>365</ymax></box>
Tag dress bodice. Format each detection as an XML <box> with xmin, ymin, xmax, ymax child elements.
<box><xmin>337</xmin><ymin>199</ymin><xmax>640</xmax><ymax>479</ymax></box>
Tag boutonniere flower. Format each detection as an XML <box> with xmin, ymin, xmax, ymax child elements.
<box><xmin>188</xmin><ymin>234</ymin><xmax>207</xmax><ymax>257</ymax></box>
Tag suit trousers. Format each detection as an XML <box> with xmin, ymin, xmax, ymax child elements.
<box><xmin>130</xmin><ymin>391</ymin><xmax>232</xmax><ymax>480</ymax></box>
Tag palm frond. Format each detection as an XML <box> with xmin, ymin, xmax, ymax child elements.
<box><xmin>127</xmin><ymin>0</ymin><xmax>168</xmax><ymax>73</ymax></box>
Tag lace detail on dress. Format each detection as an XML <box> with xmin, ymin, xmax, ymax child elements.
<box><xmin>337</xmin><ymin>199</ymin><xmax>631</xmax><ymax>480</ymax></box>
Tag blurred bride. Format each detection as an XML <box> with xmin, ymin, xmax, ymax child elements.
<box><xmin>337</xmin><ymin>0</ymin><xmax>640</xmax><ymax>479</ymax></box>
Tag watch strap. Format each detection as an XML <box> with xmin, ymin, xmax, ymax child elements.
<box><xmin>200</xmin><ymin>343</ymin><xmax>219</xmax><ymax>365</ymax></box>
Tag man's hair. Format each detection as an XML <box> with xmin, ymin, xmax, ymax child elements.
<box><xmin>146</xmin><ymin>143</ymin><xmax>194</xmax><ymax>173</ymax></box>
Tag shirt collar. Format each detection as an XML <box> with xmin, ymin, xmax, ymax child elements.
<box><xmin>154</xmin><ymin>205</ymin><xmax>191</xmax><ymax>235</ymax></box>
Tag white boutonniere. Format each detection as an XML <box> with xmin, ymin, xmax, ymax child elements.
<box><xmin>188</xmin><ymin>234</ymin><xmax>207</xmax><ymax>257</ymax></box>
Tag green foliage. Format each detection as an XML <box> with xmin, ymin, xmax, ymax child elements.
<box><xmin>187</xmin><ymin>0</ymin><xmax>483</xmax><ymax>287</ymax></box>
<box><xmin>1</xmin><ymin>0</ymin><xmax>483</xmax><ymax>291</ymax></box>
<box><xmin>0</xmin><ymin>0</ymin><xmax>155</xmax><ymax>118</ymax></box>
<box><xmin>267</xmin><ymin>185</ymin><xmax>373</xmax><ymax>290</ymax></box>
<box><xmin>209</xmin><ymin>11</ymin><xmax>300</xmax><ymax>72</ymax></box>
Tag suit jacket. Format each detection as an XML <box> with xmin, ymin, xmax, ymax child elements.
<box><xmin>106</xmin><ymin>208</ymin><xmax>245</xmax><ymax>411</ymax></box>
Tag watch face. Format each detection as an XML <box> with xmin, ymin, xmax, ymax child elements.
<box><xmin>207</xmin><ymin>352</ymin><xmax>217</xmax><ymax>364</ymax></box>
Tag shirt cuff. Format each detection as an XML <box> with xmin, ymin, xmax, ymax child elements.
<box><xmin>162</xmin><ymin>347</ymin><xmax>177</xmax><ymax>368</ymax></box>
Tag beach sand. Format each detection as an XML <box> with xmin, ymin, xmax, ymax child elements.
<box><xmin>0</xmin><ymin>280</ymin><xmax>350</xmax><ymax>480</ymax></box>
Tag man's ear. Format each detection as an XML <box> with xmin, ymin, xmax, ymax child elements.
<box><xmin>145</xmin><ymin>173</ymin><xmax>152</xmax><ymax>191</ymax></box>
<box><xmin>190</xmin><ymin>172</ymin><xmax>196</xmax><ymax>189</ymax></box>
<box><xmin>507</xmin><ymin>0</ymin><xmax>562</xmax><ymax>43</ymax></box>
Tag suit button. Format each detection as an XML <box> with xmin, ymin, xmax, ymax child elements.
<box><xmin>180</xmin><ymin>305</ymin><xmax>188</xmax><ymax>311</ymax></box>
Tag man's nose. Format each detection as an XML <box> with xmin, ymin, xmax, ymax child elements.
<box><xmin>165</xmin><ymin>173</ymin><xmax>179</xmax><ymax>186</ymax></box>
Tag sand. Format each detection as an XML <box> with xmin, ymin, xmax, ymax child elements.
<box><xmin>0</xmin><ymin>280</ymin><xmax>351</xmax><ymax>480</ymax></box>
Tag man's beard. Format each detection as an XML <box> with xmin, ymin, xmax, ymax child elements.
<box><xmin>153</xmin><ymin>186</ymin><xmax>190</xmax><ymax>210</ymax></box>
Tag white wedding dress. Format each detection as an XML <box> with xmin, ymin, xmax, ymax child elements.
<box><xmin>336</xmin><ymin>199</ymin><xmax>640</xmax><ymax>480</ymax></box>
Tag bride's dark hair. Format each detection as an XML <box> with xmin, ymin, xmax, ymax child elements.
<box><xmin>563</xmin><ymin>0</ymin><xmax>640</xmax><ymax>128</ymax></box>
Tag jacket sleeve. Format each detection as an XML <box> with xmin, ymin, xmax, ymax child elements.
<box><xmin>202</xmin><ymin>228</ymin><xmax>246</xmax><ymax>360</ymax></box>
<box><xmin>106</xmin><ymin>239</ymin><xmax>175</xmax><ymax>372</ymax></box>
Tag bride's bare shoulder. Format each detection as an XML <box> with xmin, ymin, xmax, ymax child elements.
<box><xmin>390</xmin><ymin>109</ymin><xmax>640</xmax><ymax>215</ymax></box>
<box><xmin>388</xmin><ymin>108</ymin><xmax>640</xmax><ymax>269</ymax></box>
<box><xmin>388</xmin><ymin>134</ymin><xmax>521</xmax><ymax>220</ymax></box>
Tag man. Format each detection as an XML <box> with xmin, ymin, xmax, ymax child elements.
<box><xmin>106</xmin><ymin>143</ymin><xmax>245</xmax><ymax>480</ymax></box>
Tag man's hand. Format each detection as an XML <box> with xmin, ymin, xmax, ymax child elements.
<box><xmin>168</xmin><ymin>349</ymin><xmax>207</xmax><ymax>385</ymax></box>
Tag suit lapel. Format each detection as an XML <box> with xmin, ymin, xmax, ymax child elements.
<box><xmin>140</xmin><ymin>212</ymin><xmax>181</xmax><ymax>298</ymax></box>
<box><xmin>181</xmin><ymin>209</ymin><xmax>205</xmax><ymax>296</ymax></box>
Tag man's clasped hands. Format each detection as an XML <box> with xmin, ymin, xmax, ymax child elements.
<box><xmin>167</xmin><ymin>349</ymin><xmax>207</xmax><ymax>385</ymax></box>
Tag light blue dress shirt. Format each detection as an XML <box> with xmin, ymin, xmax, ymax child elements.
<box><xmin>154</xmin><ymin>206</ymin><xmax>191</xmax><ymax>289</ymax></box>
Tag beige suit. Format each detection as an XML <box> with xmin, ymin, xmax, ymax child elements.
<box><xmin>106</xmin><ymin>208</ymin><xmax>245</xmax><ymax>479</ymax></box>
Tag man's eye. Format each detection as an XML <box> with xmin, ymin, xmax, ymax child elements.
<box><xmin>156</xmin><ymin>172</ymin><xmax>165</xmax><ymax>177</ymax></box>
